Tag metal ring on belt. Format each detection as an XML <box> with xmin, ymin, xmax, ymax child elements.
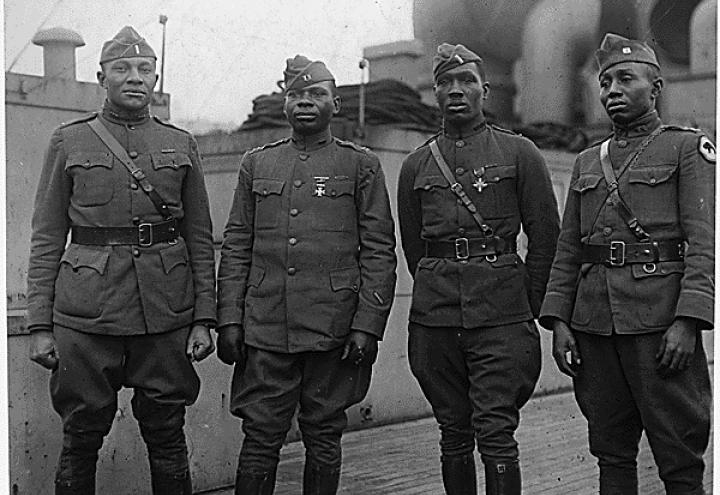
<box><xmin>425</xmin><ymin>237</ymin><xmax>517</xmax><ymax>261</ymax></box>
<box><xmin>71</xmin><ymin>219</ymin><xmax>178</xmax><ymax>246</ymax></box>
<box><xmin>581</xmin><ymin>240</ymin><xmax>684</xmax><ymax>267</ymax></box>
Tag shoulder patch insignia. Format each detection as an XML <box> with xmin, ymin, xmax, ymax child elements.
<box><xmin>698</xmin><ymin>136</ymin><xmax>716</xmax><ymax>163</ymax></box>
<box><xmin>247</xmin><ymin>138</ymin><xmax>290</xmax><ymax>155</ymax></box>
<box><xmin>662</xmin><ymin>124</ymin><xmax>701</xmax><ymax>134</ymax></box>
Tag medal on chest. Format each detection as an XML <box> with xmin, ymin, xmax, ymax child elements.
<box><xmin>472</xmin><ymin>167</ymin><xmax>488</xmax><ymax>193</ymax></box>
<box><xmin>313</xmin><ymin>176</ymin><xmax>330</xmax><ymax>197</ymax></box>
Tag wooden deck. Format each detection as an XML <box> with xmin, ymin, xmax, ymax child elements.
<box><xmin>201</xmin><ymin>389</ymin><xmax>713</xmax><ymax>494</ymax></box>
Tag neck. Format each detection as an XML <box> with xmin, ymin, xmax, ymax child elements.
<box><xmin>613</xmin><ymin>109</ymin><xmax>660</xmax><ymax>136</ymax></box>
<box><xmin>443</xmin><ymin>114</ymin><xmax>486</xmax><ymax>138</ymax></box>
<box><xmin>291</xmin><ymin>127</ymin><xmax>332</xmax><ymax>151</ymax></box>
<box><xmin>102</xmin><ymin>99</ymin><xmax>150</xmax><ymax>124</ymax></box>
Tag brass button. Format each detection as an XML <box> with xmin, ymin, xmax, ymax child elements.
<box><xmin>287</xmin><ymin>267</ymin><xmax>296</xmax><ymax>275</ymax></box>
<box><xmin>290</xmin><ymin>208</ymin><xmax>299</xmax><ymax>216</ymax></box>
<box><xmin>456</xmin><ymin>140</ymin><xmax>465</xmax><ymax>148</ymax></box>
<box><xmin>129</xmin><ymin>151</ymin><xmax>138</xmax><ymax>158</ymax></box>
<box><xmin>128</xmin><ymin>126</ymin><xmax>135</xmax><ymax>130</ymax></box>
<box><xmin>458</xmin><ymin>228</ymin><xmax>466</xmax><ymax>235</ymax></box>
<box><xmin>132</xmin><ymin>248</ymin><xmax>140</xmax><ymax>257</ymax></box>
<box><xmin>455</xmin><ymin>167</ymin><xmax>465</xmax><ymax>175</ymax></box>
<box><xmin>132</xmin><ymin>216</ymin><xmax>140</xmax><ymax>225</ymax></box>
<box><xmin>289</xmin><ymin>237</ymin><xmax>298</xmax><ymax>246</ymax></box>
<box><xmin>602</xmin><ymin>227</ymin><xmax>612</xmax><ymax>236</ymax></box>
<box><xmin>650</xmin><ymin>178</ymin><xmax>657</xmax><ymax>184</ymax></box>
<box><xmin>617</xmin><ymin>140</ymin><xmax>628</xmax><ymax>148</ymax></box>
<box><xmin>130</xmin><ymin>183</ymin><xmax>139</xmax><ymax>190</ymax></box>
<box><xmin>294</xmin><ymin>179</ymin><xmax>303</xmax><ymax>188</ymax></box>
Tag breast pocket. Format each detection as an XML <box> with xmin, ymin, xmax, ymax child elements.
<box><xmin>311</xmin><ymin>179</ymin><xmax>356</xmax><ymax>232</ymax></box>
<box><xmin>413</xmin><ymin>175</ymin><xmax>451</xmax><ymax>231</ymax></box>
<box><xmin>54</xmin><ymin>244</ymin><xmax>111</xmax><ymax>318</ymax></box>
<box><xmin>151</xmin><ymin>152</ymin><xmax>192</xmax><ymax>200</ymax></box>
<box><xmin>65</xmin><ymin>152</ymin><xmax>115</xmax><ymax>206</ymax></box>
<box><xmin>627</xmin><ymin>164</ymin><xmax>678</xmax><ymax>222</ymax></box>
<box><xmin>570</xmin><ymin>173</ymin><xmax>604</xmax><ymax>231</ymax></box>
<box><xmin>481</xmin><ymin>164</ymin><xmax>518</xmax><ymax>218</ymax></box>
<box><xmin>252</xmin><ymin>179</ymin><xmax>285</xmax><ymax>229</ymax></box>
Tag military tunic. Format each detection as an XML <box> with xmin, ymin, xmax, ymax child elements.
<box><xmin>27</xmin><ymin>111</ymin><xmax>217</xmax><ymax>335</ymax></box>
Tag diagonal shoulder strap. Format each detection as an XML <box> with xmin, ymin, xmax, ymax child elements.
<box><xmin>429</xmin><ymin>139</ymin><xmax>492</xmax><ymax>235</ymax></box>
<box><xmin>87</xmin><ymin>118</ymin><xmax>173</xmax><ymax>220</ymax></box>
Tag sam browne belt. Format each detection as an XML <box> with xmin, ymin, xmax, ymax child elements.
<box><xmin>581</xmin><ymin>240</ymin><xmax>684</xmax><ymax>267</ymax></box>
<box><xmin>71</xmin><ymin>219</ymin><xmax>178</xmax><ymax>247</ymax></box>
<box><xmin>426</xmin><ymin>236</ymin><xmax>517</xmax><ymax>261</ymax></box>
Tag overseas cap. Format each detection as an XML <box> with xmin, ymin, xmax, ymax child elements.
<box><xmin>100</xmin><ymin>26</ymin><xmax>156</xmax><ymax>64</ymax></box>
<box><xmin>283</xmin><ymin>55</ymin><xmax>335</xmax><ymax>91</ymax></box>
<box><xmin>595</xmin><ymin>33</ymin><xmax>659</xmax><ymax>74</ymax></box>
<box><xmin>433</xmin><ymin>43</ymin><xmax>484</xmax><ymax>80</ymax></box>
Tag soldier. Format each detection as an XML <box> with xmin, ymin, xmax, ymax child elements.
<box><xmin>26</xmin><ymin>26</ymin><xmax>216</xmax><ymax>494</ymax></box>
<box><xmin>216</xmin><ymin>55</ymin><xmax>397</xmax><ymax>494</ymax></box>
<box><xmin>539</xmin><ymin>33</ymin><xmax>714</xmax><ymax>494</ymax></box>
<box><xmin>397</xmin><ymin>43</ymin><xmax>560</xmax><ymax>494</ymax></box>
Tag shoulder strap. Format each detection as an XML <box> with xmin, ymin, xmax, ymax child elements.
<box><xmin>597</xmin><ymin>126</ymin><xmax>665</xmax><ymax>242</ymax></box>
<box><xmin>429</xmin><ymin>139</ymin><xmax>492</xmax><ymax>235</ymax></box>
<box><xmin>87</xmin><ymin>118</ymin><xmax>173</xmax><ymax>220</ymax></box>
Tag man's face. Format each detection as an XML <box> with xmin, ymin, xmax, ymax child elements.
<box><xmin>599</xmin><ymin>62</ymin><xmax>661</xmax><ymax>125</ymax></box>
<box><xmin>434</xmin><ymin>63</ymin><xmax>488</xmax><ymax>125</ymax></box>
<box><xmin>97</xmin><ymin>57</ymin><xmax>158</xmax><ymax>112</ymax></box>
<box><xmin>283</xmin><ymin>81</ymin><xmax>340</xmax><ymax>135</ymax></box>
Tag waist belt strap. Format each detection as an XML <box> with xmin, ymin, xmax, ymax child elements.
<box><xmin>581</xmin><ymin>240</ymin><xmax>684</xmax><ymax>267</ymax></box>
<box><xmin>71</xmin><ymin>219</ymin><xmax>178</xmax><ymax>246</ymax></box>
<box><xmin>425</xmin><ymin>237</ymin><xmax>517</xmax><ymax>260</ymax></box>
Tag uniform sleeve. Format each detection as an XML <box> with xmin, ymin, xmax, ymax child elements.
<box><xmin>397</xmin><ymin>154</ymin><xmax>424</xmax><ymax>277</ymax></box>
<box><xmin>216</xmin><ymin>152</ymin><xmax>255</xmax><ymax>328</ymax></box>
<box><xmin>674</xmin><ymin>133</ymin><xmax>715</xmax><ymax>329</ymax></box>
<box><xmin>26</xmin><ymin>129</ymin><xmax>72</xmax><ymax>331</ymax></box>
<box><xmin>516</xmin><ymin>139</ymin><xmax>561</xmax><ymax>317</ymax></box>
<box><xmin>180</xmin><ymin>135</ymin><xmax>217</xmax><ymax>326</ymax></box>
<box><xmin>351</xmin><ymin>155</ymin><xmax>398</xmax><ymax>339</ymax></box>
<box><xmin>538</xmin><ymin>161</ymin><xmax>583</xmax><ymax>329</ymax></box>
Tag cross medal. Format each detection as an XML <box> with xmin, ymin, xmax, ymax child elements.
<box><xmin>472</xmin><ymin>167</ymin><xmax>488</xmax><ymax>193</ymax></box>
<box><xmin>313</xmin><ymin>176</ymin><xmax>330</xmax><ymax>197</ymax></box>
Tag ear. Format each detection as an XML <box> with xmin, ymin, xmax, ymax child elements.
<box><xmin>333</xmin><ymin>95</ymin><xmax>341</xmax><ymax>115</ymax></box>
<box><xmin>481</xmin><ymin>81</ymin><xmax>490</xmax><ymax>100</ymax></box>
<box><xmin>96</xmin><ymin>70</ymin><xmax>106</xmax><ymax>88</ymax></box>
<box><xmin>650</xmin><ymin>76</ymin><xmax>664</xmax><ymax>100</ymax></box>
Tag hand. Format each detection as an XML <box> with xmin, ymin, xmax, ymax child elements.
<box><xmin>341</xmin><ymin>330</ymin><xmax>378</xmax><ymax>366</ymax></box>
<box><xmin>216</xmin><ymin>324</ymin><xmax>246</xmax><ymax>366</ymax></box>
<box><xmin>656</xmin><ymin>318</ymin><xmax>698</xmax><ymax>374</ymax></box>
<box><xmin>29</xmin><ymin>330</ymin><xmax>59</xmax><ymax>370</ymax></box>
<box><xmin>186</xmin><ymin>324</ymin><xmax>215</xmax><ymax>362</ymax></box>
<box><xmin>551</xmin><ymin>320</ymin><xmax>581</xmax><ymax>378</ymax></box>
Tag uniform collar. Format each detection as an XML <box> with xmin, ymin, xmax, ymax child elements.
<box><xmin>291</xmin><ymin>128</ymin><xmax>333</xmax><ymax>151</ymax></box>
<box><xmin>613</xmin><ymin>110</ymin><xmax>661</xmax><ymax>139</ymax></box>
<box><xmin>442</xmin><ymin>115</ymin><xmax>487</xmax><ymax>140</ymax></box>
<box><xmin>101</xmin><ymin>99</ymin><xmax>151</xmax><ymax>125</ymax></box>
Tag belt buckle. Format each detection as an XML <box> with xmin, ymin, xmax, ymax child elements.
<box><xmin>454</xmin><ymin>237</ymin><xmax>469</xmax><ymax>260</ymax></box>
<box><xmin>138</xmin><ymin>223</ymin><xmax>153</xmax><ymax>247</ymax></box>
<box><xmin>609</xmin><ymin>240</ymin><xmax>625</xmax><ymax>266</ymax></box>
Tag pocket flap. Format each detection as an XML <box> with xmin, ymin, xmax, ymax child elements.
<box><xmin>325</xmin><ymin>179</ymin><xmax>355</xmax><ymax>198</ymax></box>
<box><xmin>631</xmin><ymin>260</ymin><xmax>684</xmax><ymax>279</ymax></box>
<box><xmin>413</xmin><ymin>175</ymin><xmax>449</xmax><ymax>191</ymax></box>
<box><xmin>417</xmin><ymin>257</ymin><xmax>441</xmax><ymax>270</ymax></box>
<box><xmin>61</xmin><ymin>244</ymin><xmax>110</xmax><ymax>274</ymax></box>
<box><xmin>247</xmin><ymin>265</ymin><xmax>265</xmax><ymax>287</ymax></box>
<box><xmin>486</xmin><ymin>253</ymin><xmax>519</xmax><ymax>268</ymax></box>
<box><xmin>628</xmin><ymin>165</ymin><xmax>676</xmax><ymax>186</ymax></box>
<box><xmin>484</xmin><ymin>164</ymin><xmax>516</xmax><ymax>182</ymax></box>
<box><xmin>330</xmin><ymin>266</ymin><xmax>360</xmax><ymax>292</ymax></box>
<box><xmin>159</xmin><ymin>243</ymin><xmax>188</xmax><ymax>274</ymax></box>
<box><xmin>151</xmin><ymin>152</ymin><xmax>193</xmax><ymax>170</ymax></box>
<box><xmin>570</xmin><ymin>174</ymin><xmax>603</xmax><ymax>193</ymax></box>
<box><xmin>65</xmin><ymin>151</ymin><xmax>113</xmax><ymax>170</ymax></box>
<box><xmin>252</xmin><ymin>178</ymin><xmax>285</xmax><ymax>196</ymax></box>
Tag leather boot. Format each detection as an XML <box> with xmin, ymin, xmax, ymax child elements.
<box><xmin>302</xmin><ymin>461</ymin><xmax>340</xmax><ymax>495</ymax></box>
<box><xmin>55</xmin><ymin>477</ymin><xmax>95</xmax><ymax>495</ymax></box>
<box><xmin>599</xmin><ymin>466</ymin><xmax>637</xmax><ymax>495</ymax></box>
<box><xmin>151</xmin><ymin>470</ymin><xmax>193</xmax><ymax>495</ymax></box>
<box><xmin>441</xmin><ymin>454</ymin><xmax>477</xmax><ymax>495</ymax></box>
<box><xmin>484</xmin><ymin>459</ymin><xmax>521</xmax><ymax>495</ymax></box>
<box><xmin>235</xmin><ymin>469</ymin><xmax>277</xmax><ymax>495</ymax></box>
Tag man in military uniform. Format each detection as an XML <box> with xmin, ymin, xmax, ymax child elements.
<box><xmin>540</xmin><ymin>33</ymin><xmax>713</xmax><ymax>494</ymax></box>
<box><xmin>27</xmin><ymin>26</ymin><xmax>216</xmax><ymax>494</ymax></box>
<box><xmin>397</xmin><ymin>44</ymin><xmax>560</xmax><ymax>494</ymax></box>
<box><xmin>216</xmin><ymin>55</ymin><xmax>397</xmax><ymax>494</ymax></box>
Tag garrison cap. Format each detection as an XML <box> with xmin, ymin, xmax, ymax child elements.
<box><xmin>100</xmin><ymin>26</ymin><xmax>156</xmax><ymax>64</ymax></box>
<box><xmin>283</xmin><ymin>55</ymin><xmax>335</xmax><ymax>91</ymax></box>
<box><xmin>433</xmin><ymin>43</ymin><xmax>484</xmax><ymax>80</ymax></box>
<box><xmin>595</xmin><ymin>33</ymin><xmax>659</xmax><ymax>74</ymax></box>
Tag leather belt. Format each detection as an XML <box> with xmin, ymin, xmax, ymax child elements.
<box><xmin>425</xmin><ymin>237</ymin><xmax>516</xmax><ymax>261</ymax></box>
<box><xmin>581</xmin><ymin>240</ymin><xmax>684</xmax><ymax>267</ymax></box>
<box><xmin>71</xmin><ymin>219</ymin><xmax>178</xmax><ymax>246</ymax></box>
